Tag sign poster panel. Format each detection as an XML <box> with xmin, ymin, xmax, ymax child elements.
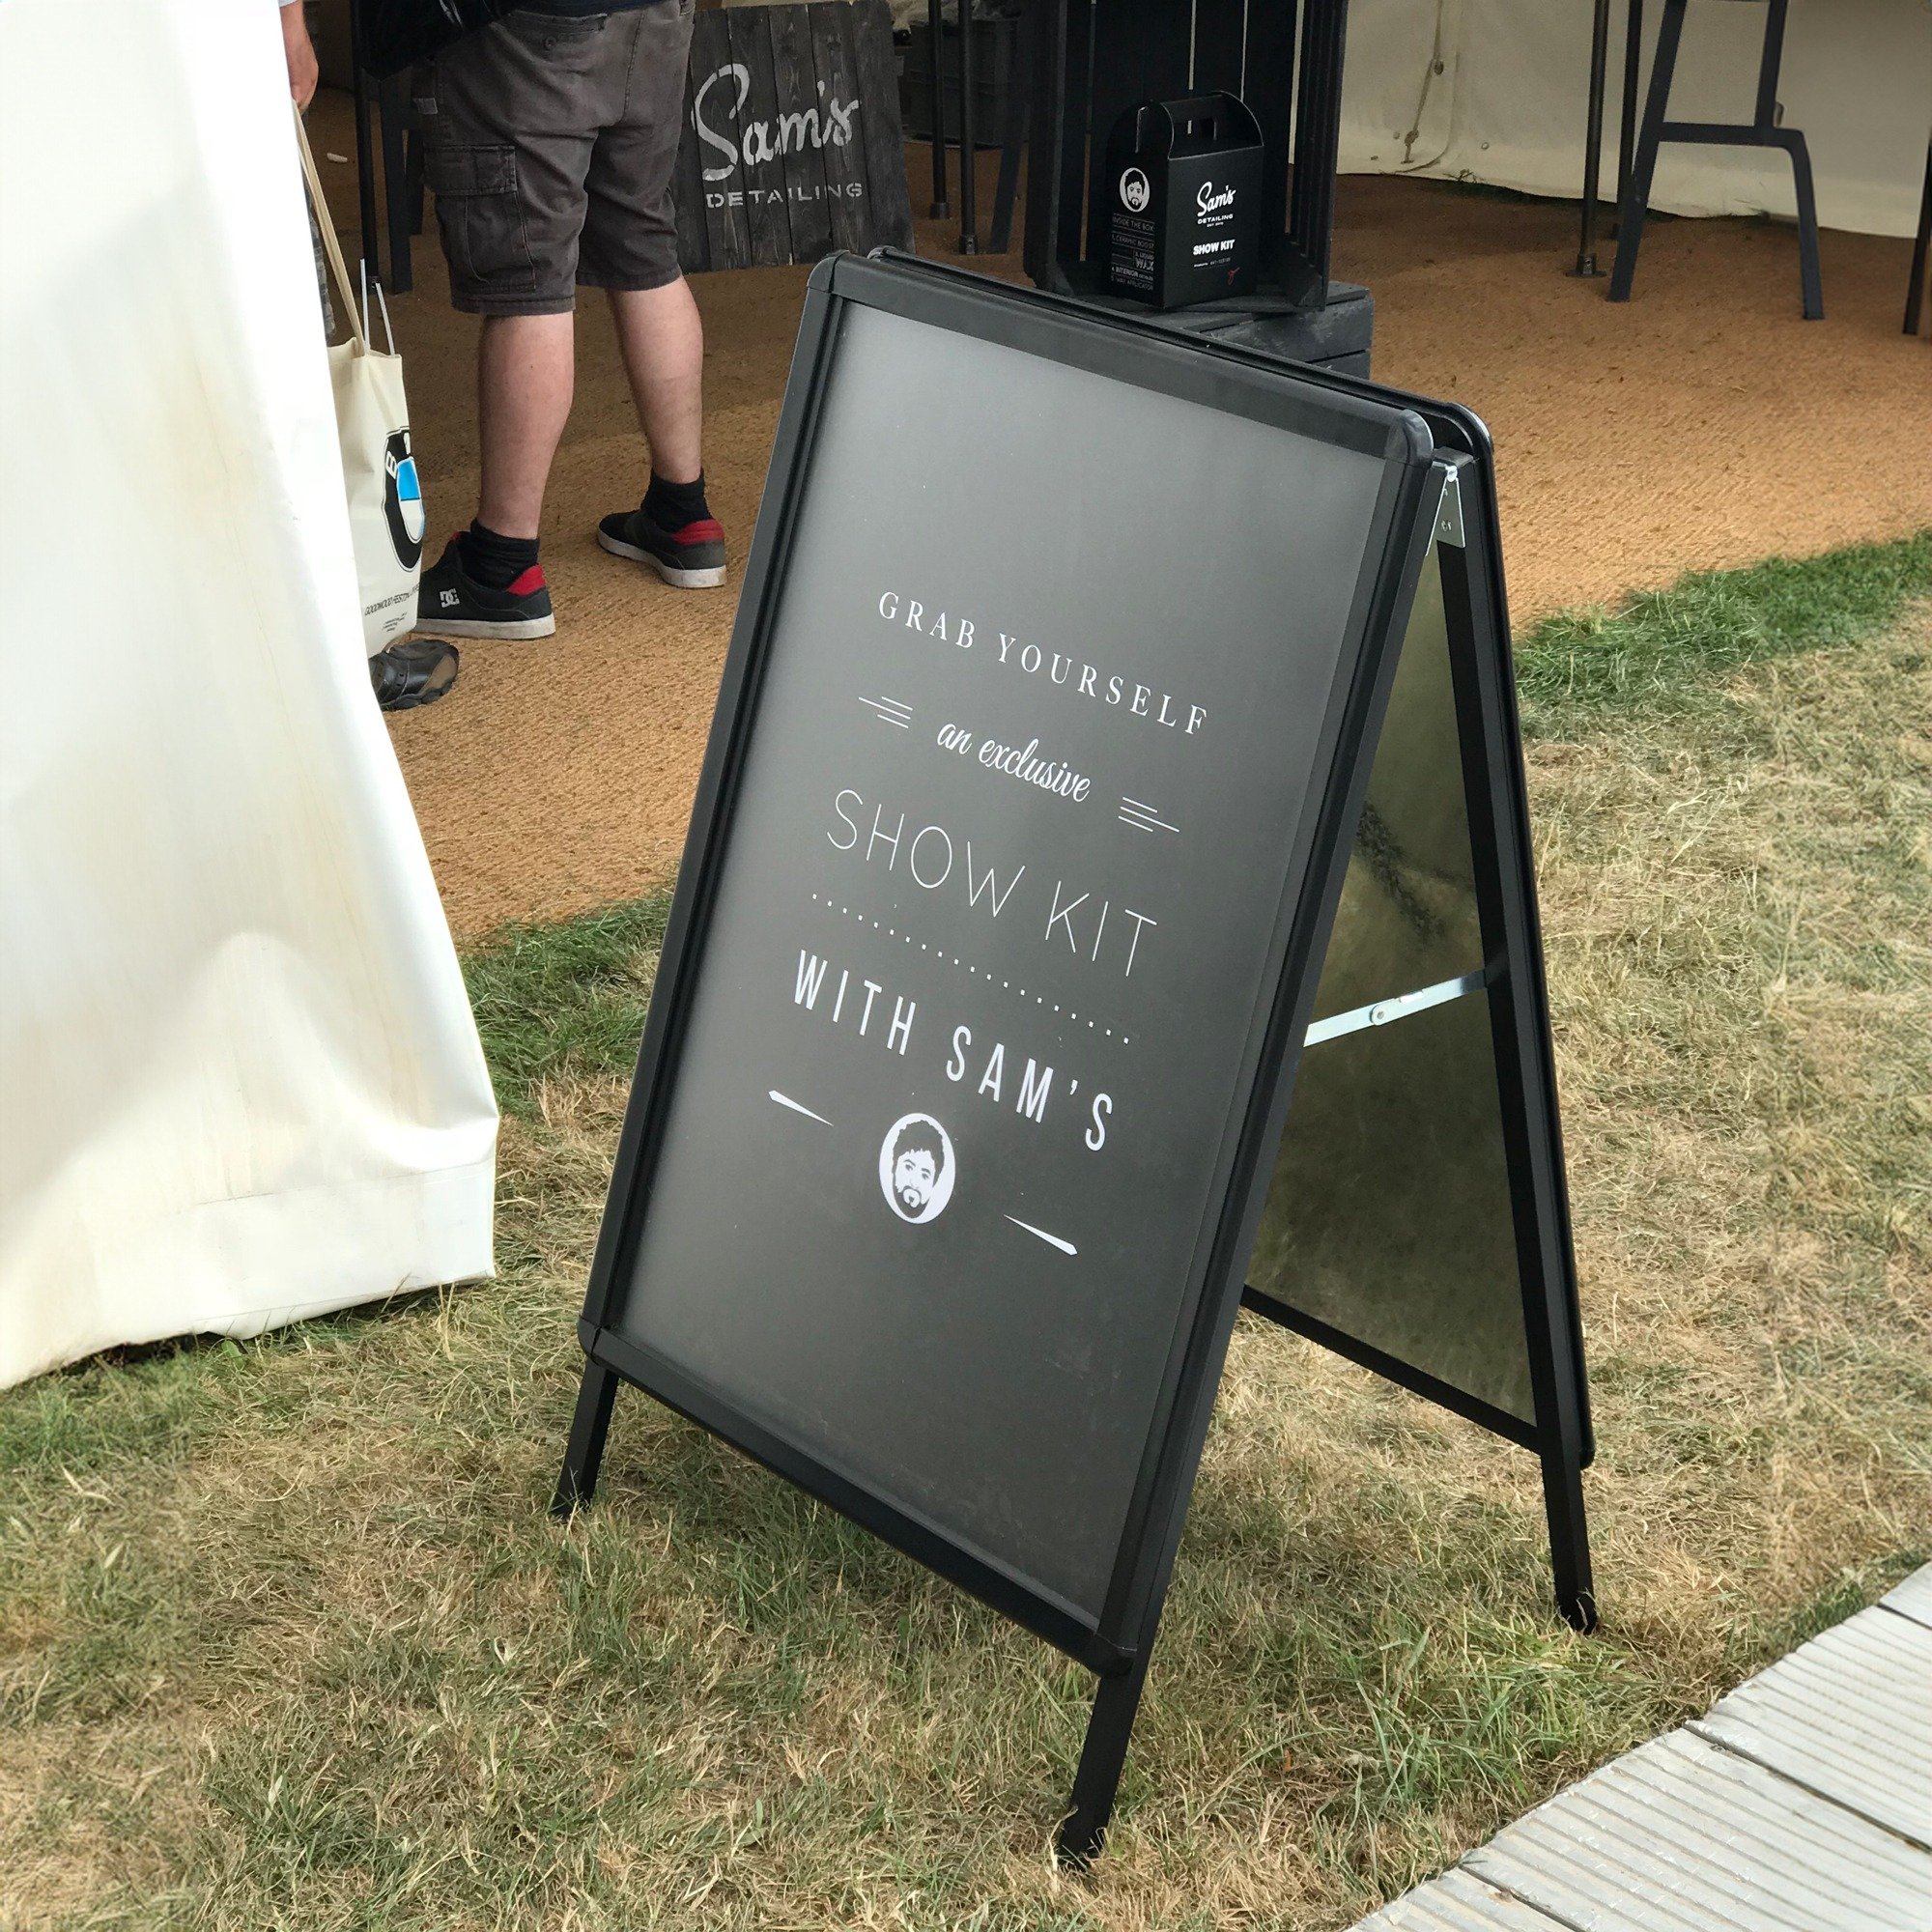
<box><xmin>604</xmin><ymin>297</ymin><xmax>1408</xmax><ymax>1621</ymax></box>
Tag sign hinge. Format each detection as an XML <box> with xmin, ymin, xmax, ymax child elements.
<box><xmin>1435</xmin><ymin>467</ymin><xmax>1465</xmax><ymax>549</ymax></box>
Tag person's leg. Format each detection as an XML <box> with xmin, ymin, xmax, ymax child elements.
<box><xmin>414</xmin><ymin>10</ymin><xmax>611</xmax><ymax>639</ymax></box>
<box><xmin>415</xmin><ymin>300</ymin><xmax>574</xmax><ymax>638</ymax></box>
<box><xmin>594</xmin><ymin>284</ymin><xmax>724</xmax><ymax>582</ymax></box>
<box><xmin>607</xmin><ymin>277</ymin><xmax>703</xmax><ymax>486</ymax></box>
<box><xmin>579</xmin><ymin>4</ymin><xmax>724</xmax><ymax>588</ymax></box>
<box><xmin>476</xmin><ymin>310</ymin><xmax>576</xmax><ymax>539</ymax></box>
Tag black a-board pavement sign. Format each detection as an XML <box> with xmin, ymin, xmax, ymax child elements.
<box><xmin>553</xmin><ymin>252</ymin><xmax>1596</xmax><ymax>1863</ymax></box>
<box><xmin>672</xmin><ymin>0</ymin><xmax>914</xmax><ymax>276</ymax></box>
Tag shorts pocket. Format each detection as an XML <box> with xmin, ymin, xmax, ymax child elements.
<box><xmin>426</xmin><ymin>144</ymin><xmax>537</xmax><ymax>298</ymax></box>
<box><xmin>499</xmin><ymin>10</ymin><xmax>608</xmax><ymax>54</ymax></box>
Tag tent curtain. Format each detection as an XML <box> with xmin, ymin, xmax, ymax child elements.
<box><xmin>0</xmin><ymin>0</ymin><xmax>497</xmax><ymax>1390</ymax></box>
<box><xmin>1341</xmin><ymin>0</ymin><xmax>1932</xmax><ymax>240</ymax></box>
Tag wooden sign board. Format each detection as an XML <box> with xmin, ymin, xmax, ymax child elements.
<box><xmin>672</xmin><ymin>0</ymin><xmax>915</xmax><ymax>274</ymax></box>
<box><xmin>554</xmin><ymin>255</ymin><xmax>1596</xmax><ymax>1861</ymax></box>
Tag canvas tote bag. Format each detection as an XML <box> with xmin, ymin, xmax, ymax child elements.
<box><xmin>295</xmin><ymin>108</ymin><xmax>424</xmax><ymax>656</ymax></box>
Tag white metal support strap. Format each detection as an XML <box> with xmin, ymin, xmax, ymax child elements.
<box><xmin>1303</xmin><ymin>967</ymin><xmax>1491</xmax><ymax>1047</ymax></box>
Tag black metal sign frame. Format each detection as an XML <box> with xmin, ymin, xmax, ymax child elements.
<box><xmin>1239</xmin><ymin>423</ymin><xmax>1597</xmax><ymax>1635</ymax></box>
<box><xmin>553</xmin><ymin>253</ymin><xmax>1594</xmax><ymax>1863</ymax></box>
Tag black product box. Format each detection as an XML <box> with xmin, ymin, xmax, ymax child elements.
<box><xmin>1104</xmin><ymin>93</ymin><xmax>1264</xmax><ymax>310</ymax></box>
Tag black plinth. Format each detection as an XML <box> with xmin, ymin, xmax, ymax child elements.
<box><xmin>1156</xmin><ymin>280</ymin><xmax>1376</xmax><ymax>379</ymax></box>
<box><xmin>1043</xmin><ymin>266</ymin><xmax>1377</xmax><ymax>379</ymax></box>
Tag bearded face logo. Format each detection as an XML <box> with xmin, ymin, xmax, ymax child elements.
<box><xmin>878</xmin><ymin>1114</ymin><xmax>955</xmax><ymax>1225</ymax></box>
<box><xmin>384</xmin><ymin>426</ymin><xmax>425</xmax><ymax>569</ymax></box>
<box><xmin>894</xmin><ymin>1148</ymin><xmax>937</xmax><ymax>1213</ymax></box>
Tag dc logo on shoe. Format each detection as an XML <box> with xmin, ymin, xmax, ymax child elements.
<box><xmin>1120</xmin><ymin>167</ymin><xmax>1151</xmax><ymax>213</ymax></box>
<box><xmin>440</xmin><ymin>588</ymin><xmax>459</xmax><ymax>609</ymax></box>
<box><xmin>384</xmin><ymin>427</ymin><xmax>425</xmax><ymax>570</ymax></box>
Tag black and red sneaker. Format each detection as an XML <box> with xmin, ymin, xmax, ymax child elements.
<box><xmin>415</xmin><ymin>536</ymin><xmax>555</xmax><ymax>640</ymax></box>
<box><xmin>596</xmin><ymin>503</ymin><xmax>727</xmax><ymax>589</ymax></box>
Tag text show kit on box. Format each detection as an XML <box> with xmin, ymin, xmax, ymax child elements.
<box><xmin>554</xmin><ymin>256</ymin><xmax>1597</xmax><ymax>1861</ymax></box>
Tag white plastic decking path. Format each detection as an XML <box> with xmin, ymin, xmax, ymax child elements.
<box><xmin>1350</xmin><ymin>1564</ymin><xmax>1932</xmax><ymax>1932</ymax></box>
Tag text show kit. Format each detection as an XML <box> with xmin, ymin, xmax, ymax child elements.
<box><xmin>555</xmin><ymin>254</ymin><xmax>1597</xmax><ymax>1861</ymax></box>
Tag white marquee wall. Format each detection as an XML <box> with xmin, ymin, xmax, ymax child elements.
<box><xmin>1341</xmin><ymin>0</ymin><xmax>1932</xmax><ymax>239</ymax></box>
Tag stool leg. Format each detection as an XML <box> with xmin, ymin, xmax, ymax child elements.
<box><xmin>1907</xmin><ymin>139</ymin><xmax>1932</xmax><ymax>336</ymax></box>
<box><xmin>1617</xmin><ymin>0</ymin><xmax>1644</xmax><ymax>217</ymax></box>
<box><xmin>927</xmin><ymin>0</ymin><xmax>951</xmax><ymax>220</ymax></box>
<box><xmin>1607</xmin><ymin>0</ymin><xmax>1686</xmax><ymax>302</ymax></box>
<box><xmin>348</xmin><ymin>4</ymin><xmax>381</xmax><ymax>291</ymax></box>
<box><xmin>956</xmin><ymin>0</ymin><xmax>979</xmax><ymax>252</ymax></box>
<box><xmin>1575</xmin><ymin>0</ymin><xmax>1611</xmax><ymax>275</ymax></box>
<box><xmin>379</xmin><ymin>71</ymin><xmax>412</xmax><ymax>297</ymax></box>
<box><xmin>1782</xmin><ymin>132</ymin><xmax>1823</xmax><ymax>321</ymax></box>
<box><xmin>1755</xmin><ymin>0</ymin><xmax>1820</xmax><ymax>320</ymax></box>
<box><xmin>405</xmin><ymin>116</ymin><xmax>425</xmax><ymax>239</ymax></box>
<box><xmin>990</xmin><ymin>8</ymin><xmax>1029</xmax><ymax>253</ymax></box>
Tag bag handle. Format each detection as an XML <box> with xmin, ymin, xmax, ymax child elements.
<box><xmin>292</xmin><ymin>102</ymin><xmax>369</xmax><ymax>351</ymax></box>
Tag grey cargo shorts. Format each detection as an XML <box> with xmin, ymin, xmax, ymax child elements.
<box><xmin>418</xmin><ymin>0</ymin><xmax>696</xmax><ymax>316</ymax></box>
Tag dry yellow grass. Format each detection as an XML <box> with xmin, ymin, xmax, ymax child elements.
<box><xmin>1</xmin><ymin>591</ymin><xmax>1926</xmax><ymax>1930</ymax></box>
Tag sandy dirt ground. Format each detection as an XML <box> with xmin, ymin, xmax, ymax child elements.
<box><xmin>299</xmin><ymin>97</ymin><xmax>1932</xmax><ymax>937</ymax></box>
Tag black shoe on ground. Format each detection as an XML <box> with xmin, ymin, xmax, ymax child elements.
<box><xmin>371</xmin><ymin>636</ymin><xmax>459</xmax><ymax>712</ymax></box>
<box><xmin>596</xmin><ymin>503</ymin><xmax>727</xmax><ymax>589</ymax></box>
<box><xmin>415</xmin><ymin>536</ymin><xmax>555</xmax><ymax>639</ymax></box>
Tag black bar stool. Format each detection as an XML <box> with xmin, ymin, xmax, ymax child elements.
<box><xmin>1608</xmin><ymin>0</ymin><xmax>1822</xmax><ymax>319</ymax></box>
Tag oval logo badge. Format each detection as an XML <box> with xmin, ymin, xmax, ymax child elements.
<box><xmin>878</xmin><ymin>1112</ymin><xmax>956</xmax><ymax>1225</ymax></box>
<box><xmin>384</xmin><ymin>427</ymin><xmax>425</xmax><ymax>570</ymax></box>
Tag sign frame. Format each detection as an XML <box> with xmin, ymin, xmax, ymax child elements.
<box><xmin>1238</xmin><ymin>417</ymin><xmax>1598</xmax><ymax>1641</ymax></box>
<box><xmin>554</xmin><ymin>253</ymin><xmax>1594</xmax><ymax>1862</ymax></box>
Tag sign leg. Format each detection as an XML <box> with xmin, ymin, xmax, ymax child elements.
<box><xmin>1055</xmin><ymin>1651</ymin><xmax>1151</xmax><ymax>1866</ymax></box>
<box><xmin>1541</xmin><ymin>1444</ymin><xmax>1597</xmax><ymax>1634</ymax></box>
<box><xmin>552</xmin><ymin>1359</ymin><xmax>620</xmax><ymax>1518</ymax></box>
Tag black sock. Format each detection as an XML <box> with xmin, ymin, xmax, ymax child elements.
<box><xmin>643</xmin><ymin>470</ymin><xmax>709</xmax><ymax>529</ymax></box>
<box><xmin>458</xmin><ymin>520</ymin><xmax>539</xmax><ymax>590</ymax></box>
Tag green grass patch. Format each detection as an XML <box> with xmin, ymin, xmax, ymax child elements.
<box><xmin>1516</xmin><ymin>529</ymin><xmax>1932</xmax><ymax>724</ymax></box>
<box><xmin>4</xmin><ymin>537</ymin><xmax>1929</xmax><ymax>1928</ymax></box>
<box><xmin>464</xmin><ymin>896</ymin><xmax>670</xmax><ymax>1118</ymax></box>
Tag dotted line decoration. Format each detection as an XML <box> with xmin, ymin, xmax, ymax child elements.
<box><xmin>809</xmin><ymin>894</ymin><xmax>1130</xmax><ymax>1043</ymax></box>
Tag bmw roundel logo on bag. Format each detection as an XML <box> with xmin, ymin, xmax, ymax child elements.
<box><xmin>384</xmin><ymin>427</ymin><xmax>424</xmax><ymax>570</ymax></box>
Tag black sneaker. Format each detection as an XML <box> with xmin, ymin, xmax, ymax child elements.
<box><xmin>415</xmin><ymin>536</ymin><xmax>555</xmax><ymax>639</ymax></box>
<box><xmin>370</xmin><ymin>636</ymin><xmax>459</xmax><ymax>712</ymax></box>
<box><xmin>596</xmin><ymin>503</ymin><xmax>727</xmax><ymax>589</ymax></box>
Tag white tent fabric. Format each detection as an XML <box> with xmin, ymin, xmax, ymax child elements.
<box><xmin>1341</xmin><ymin>0</ymin><xmax>1932</xmax><ymax>240</ymax></box>
<box><xmin>0</xmin><ymin>0</ymin><xmax>497</xmax><ymax>1390</ymax></box>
